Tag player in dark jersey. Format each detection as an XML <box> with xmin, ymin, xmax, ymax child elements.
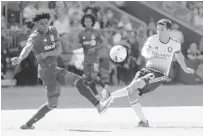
<box><xmin>11</xmin><ymin>11</ymin><xmax>112</xmax><ymax>130</ymax></box>
<box><xmin>78</xmin><ymin>14</ymin><xmax>110</xmax><ymax>100</ymax></box>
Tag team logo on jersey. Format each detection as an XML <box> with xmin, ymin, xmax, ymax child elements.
<box><xmin>168</xmin><ymin>47</ymin><xmax>173</xmax><ymax>53</ymax></box>
<box><xmin>91</xmin><ymin>40</ymin><xmax>96</xmax><ymax>46</ymax></box>
<box><xmin>44</xmin><ymin>44</ymin><xmax>56</xmax><ymax>51</ymax></box>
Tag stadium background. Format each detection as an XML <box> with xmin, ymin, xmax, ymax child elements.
<box><xmin>1</xmin><ymin>1</ymin><xmax>203</xmax><ymax>86</ymax></box>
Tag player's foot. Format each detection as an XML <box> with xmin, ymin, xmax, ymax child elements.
<box><xmin>101</xmin><ymin>88</ymin><xmax>111</xmax><ymax>101</ymax></box>
<box><xmin>97</xmin><ymin>95</ymin><xmax>113</xmax><ymax>114</ymax></box>
<box><xmin>20</xmin><ymin>124</ymin><xmax>35</xmax><ymax>130</ymax></box>
<box><xmin>137</xmin><ymin>120</ymin><xmax>149</xmax><ymax>127</ymax></box>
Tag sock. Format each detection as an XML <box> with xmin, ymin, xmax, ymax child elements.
<box><xmin>111</xmin><ymin>87</ymin><xmax>128</xmax><ymax>98</ymax></box>
<box><xmin>26</xmin><ymin>104</ymin><xmax>51</xmax><ymax>126</ymax></box>
<box><xmin>131</xmin><ymin>103</ymin><xmax>147</xmax><ymax>123</ymax></box>
<box><xmin>88</xmin><ymin>81</ymin><xmax>99</xmax><ymax>96</ymax></box>
<box><xmin>75</xmin><ymin>78</ymin><xmax>100</xmax><ymax>107</ymax></box>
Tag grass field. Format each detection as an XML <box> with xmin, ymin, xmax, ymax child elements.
<box><xmin>1</xmin><ymin>85</ymin><xmax>203</xmax><ymax>136</ymax></box>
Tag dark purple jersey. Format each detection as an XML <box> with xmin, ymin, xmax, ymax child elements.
<box><xmin>78</xmin><ymin>29</ymin><xmax>102</xmax><ymax>63</ymax></box>
<box><xmin>27</xmin><ymin>26</ymin><xmax>60</xmax><ymax>70</ymax></box>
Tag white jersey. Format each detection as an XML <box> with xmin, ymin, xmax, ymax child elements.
<box><xmin>141</xmin><ymin>35</ymin><xmax>181</xmax><ymax>76</ymax></box>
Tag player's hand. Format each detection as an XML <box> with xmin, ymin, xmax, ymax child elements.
<box><xmin>184</xmin><ymin>67</ymin><xmax>195</xmax><ymax>74</ymax></box>
<box><xmin>11</xmin><ymin>57</ymin><xmax>21</xmax><ymax>65</ymax></box>
<box><xmin>36</xmin><ymin>53</ymin><xmax>47</xmax><ymax>60</ymax></box>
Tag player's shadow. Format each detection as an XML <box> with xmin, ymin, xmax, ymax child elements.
<box><xmin>67</xmin><ymin>129</ymin><xmax>111</xmax><ymax>132</ymax></box>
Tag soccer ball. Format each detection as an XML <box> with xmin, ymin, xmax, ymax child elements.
<box><xmin>109</xmin><ymin>45</ymin><xmax>128</xmax><ymax>63</ymax></box>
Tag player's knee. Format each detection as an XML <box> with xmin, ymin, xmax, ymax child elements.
<box><xmin>129</xmin><ymin>78</ymin><xmax>146</xmax><ymax>91</ymax></box>
<box><xmin>47</xmin><ymin>93</ymin><xmax>60</xmax><ymax>109</ymax></box>
<box><xmin>47</xmin><ymin>104</ymin><xmax>58</xmax><ymax>109</ymax></box>
<box><xmin>47</xmin><ymin>99</ymin><xmax>59</xmax><ymax>109</ymax></box>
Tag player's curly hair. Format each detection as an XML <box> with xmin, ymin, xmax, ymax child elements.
<box><xmin>32</xmin><ymin>11</ymin><xmax>51</xmax><ymax>22</ymax></box>
<box><xmin>157</xmin><ymin>19</ymin><xmax>172</xmax><ymax>30</ymax></box>
<box><xmin>81</xmin><ymin>14</ymin><xmax>95</xmax><ymax>28</ymax></box>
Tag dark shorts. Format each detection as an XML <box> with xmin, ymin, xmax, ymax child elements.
<box><xmin>134</xmin><ymin>67</ymin><xmax>166</xmax><ymax>96</ymax></box>
<box><xmin>83</xmin><ymin>62</ymin><xmax>100</xmax><ymax>80</ymax></box>
<box><xmin>38</xmin><ymin>64</ymin><xmax>77</xmax><ymax>103</ymax></box>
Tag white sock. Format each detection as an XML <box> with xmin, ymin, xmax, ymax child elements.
<box><xmin>131</xmin><ymin>103</ymin><xmax>147</xmax><ymax>123</ymax></box>
<box><xmin>111</xmin><ymin>87</ymin><xmax>129</xmax><ymax>98</ymax></box>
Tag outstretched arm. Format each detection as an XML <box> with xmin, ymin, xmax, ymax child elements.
<box><xmin>11</xmin><ymin>38</ymin><xmax>34</xmax><ymax>65</ymax></box>
<box><xmin>174</xmin><ymin>51</ymin><xmax>194</xmax><ymax>74</ymax></box>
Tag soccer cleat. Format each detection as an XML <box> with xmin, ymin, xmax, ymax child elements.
<box><xmin>97</xmin><ymin>96</ymin><xmax>113</xmax><ymax>114</ymax></box>
<box><xmin>137</xmin><ymin>120</ymin><xmax>149</xmax><ymax>127</ymax></box>
<box><xmin>101</xmin><ymin>88</ymin><xmax>111</xmax><ymax>101</ymax></box>
<box><xmin>20</xmin><ymin>124</ymin><xmax>35</xmax><ymax>130</ymax></box>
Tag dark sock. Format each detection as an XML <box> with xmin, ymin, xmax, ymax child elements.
<box><xmin>26</xmin><ymin>104</ymin><xmax>51</xmax><ymax>126</ymax></box>
<box><xmin>76</xmin><ymin>78</ymin><xmax>100</xmax><ymax>107</ymax></box>
<box><xmin>88</xmin><ymin>81</ymin><xmax>99</xmax><ymax>95</ymax></box>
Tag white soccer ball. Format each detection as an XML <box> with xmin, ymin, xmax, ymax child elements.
<box><xmin>109</xmin><ymin>45</ymin><xmax>128</xmax><ymax>63</ymax></box>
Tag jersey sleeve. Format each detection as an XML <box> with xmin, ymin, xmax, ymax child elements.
<box><xmin>141</xmin><ymin>36</ymin><xmax>153</xmax><ymax>57</ymax></box>
<box><xmin>26</xmin><ymin>33</ymin><xmax>37</xmax><ymax>47</ymax></box>
<box><xmin>143</xmin><ymin>36</ymin><xmax>153</xmax><ymax>47</ymax></box>
<box><xmin>173</xmin><ymin>39</ymin><xmax>181</xmax><ymax>53</ymax></box>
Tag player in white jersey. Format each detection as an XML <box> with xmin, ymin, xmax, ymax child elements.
<box><xmin>105</xmin><ymin>19</ymin><xmax>194</xmax><ymax>127</ymax></box>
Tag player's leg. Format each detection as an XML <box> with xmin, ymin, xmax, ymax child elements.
<box><xmin>128</xmin><ymin>89</ymin><xmax>149</xmax><ymax>127</ymax></box>
<box><xmin>110</xmin><ymin>71</ymin><xmax>147</xmax><ymax>99</ymax></box>
<box><xmin>21</xmin><ymin>82</ymin><xmax>60</xmax><ymax>129</ymax></box>
<box><xmin>128</xmin><ymin>70</ymin><xmax>165</xmax><ymax>127</ymax></box>
<box><xmin>95</xmin><ymin>72</ymin><xmax>111</xmax><ymax>100</ymax></box>
<box><xmin>56</xmin><ymin>69</ymin><xmax>112</xmax><ymax>114</ymax></box>
<box><xmin>83</xmin><ymin>63</ymin><xmax>99</xmax><ymax>96</ymax></box>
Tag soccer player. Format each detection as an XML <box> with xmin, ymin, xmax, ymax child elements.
<box><xmin>78</xmin><ymin>14</ymin><xmax>110</xmax><ymax>99</ymax></box>
<box><xmin>105</xmin><ymin>19</ymin><xmax>194</xmax><ymax>127</ymax></box>
<box><xmin>11</xmin><ymin>11</ymin><xmax>112</xmax><ymax>130</ymax></box>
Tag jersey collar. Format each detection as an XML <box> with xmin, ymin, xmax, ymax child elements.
<box><xmin>159</xmin><ymin>37</ymin><xmax>171</xmax><ymax>44</ymax></box>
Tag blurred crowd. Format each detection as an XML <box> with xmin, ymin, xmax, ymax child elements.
<box><xmin>148</xmin><ymin>1</ymin><xmax>203</xmax><ymax>31</ymax></box>
<box><xmin>2</xmin><ymin>1</ymin><xmax>203</xmax><ymax>86</ymax></box>
<box><xmin>1</xmin><ymin>1</ymin><xmax>146</xmax><ymax>86</ymax></box>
